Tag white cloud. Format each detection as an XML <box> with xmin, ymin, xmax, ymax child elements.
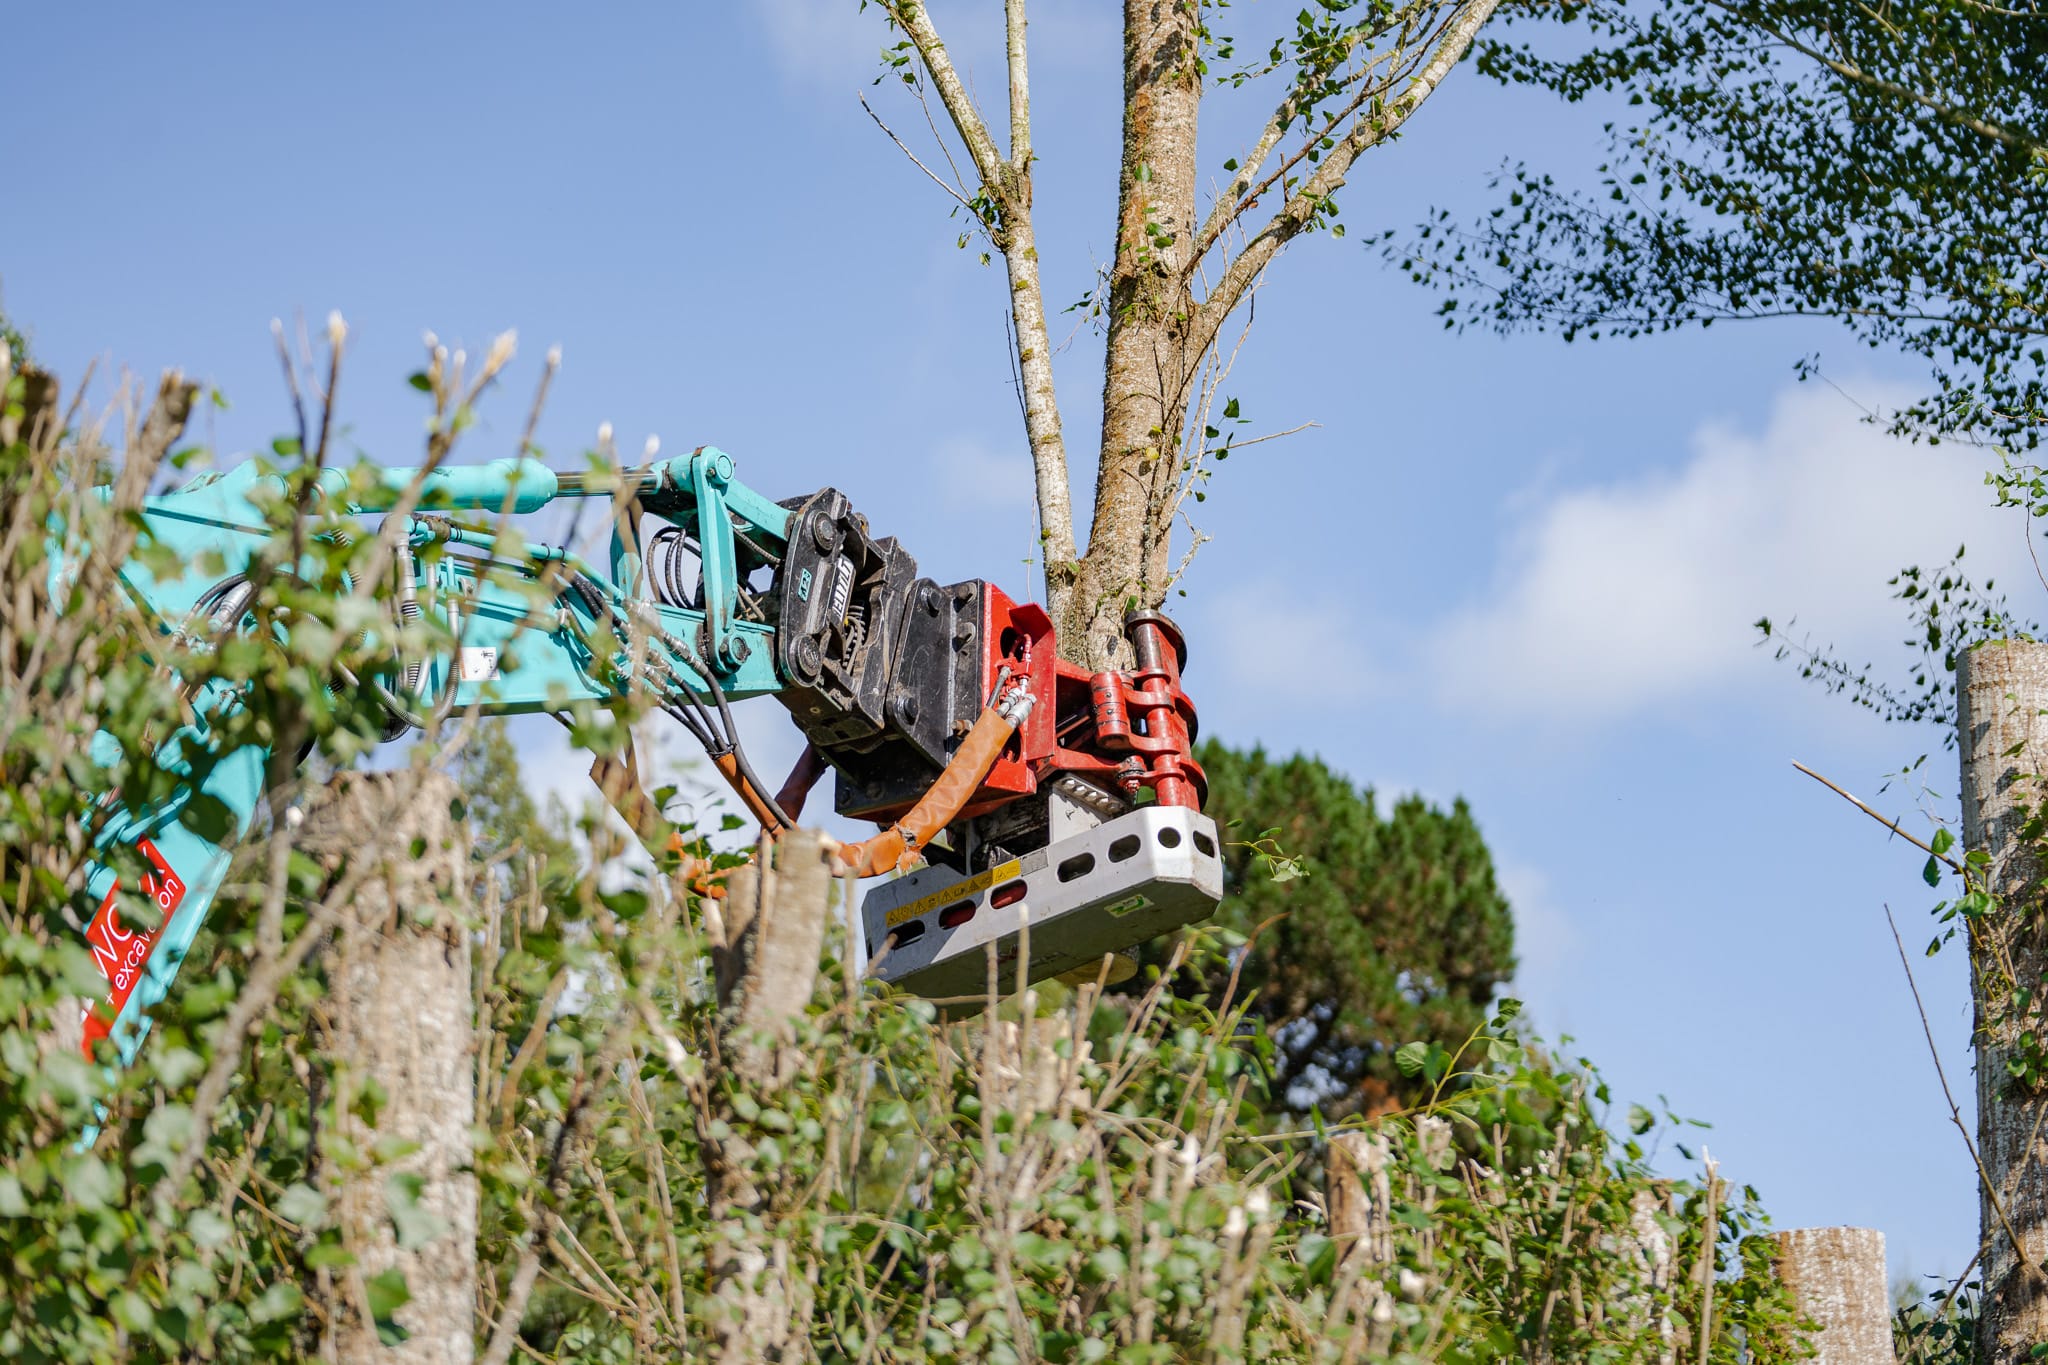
<box><xmin>1428</xmin><ymin>382</ymin><xmax>2027</xmax><ymax>720</ymax></box>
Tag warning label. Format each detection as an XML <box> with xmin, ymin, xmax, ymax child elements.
<box><xmin>81</xmin><ymin>838</ymin><xmax>182</xmax><ymax>1053</ymax></box>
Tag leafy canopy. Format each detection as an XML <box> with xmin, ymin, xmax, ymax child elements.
<box><xmin>1402</xmin><ymin>0</ymin><xmax>2048</xmax><ymax>445</ymax></box>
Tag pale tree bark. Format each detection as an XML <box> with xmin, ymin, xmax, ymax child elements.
<box><xmin>1067</xmin><ymin>0</ymin><xmax>1206</xmax><ymax>668</ymax></box>
<box><xmin>1959</xmin><ymin>639</ymin><xmax>2048</xmax><ymax>1365</ymax></box>
<box><xmin>883</xmin><ymin>0</ymin><xmax>1077</xmax><ymax>588</ymax></box>
<box><xmin>699</xmin><ymin>829</ymin><xmax>835</xmax><ymax>1363</ymax></box>
<box><xmin>304</xmin><ymin>770</ymin><xmax>477</xmax><ymax>1365</ymax></box>
<box><xmin>878</xmin><ymin>0</ymin><xmax>1504</xmax><ymax>668</ymax></box>
<box><xmin>1770</xmin><ymin>1228</ymin><xmax>1894</xmax><ymax>1365</ymax></box>
<box><xmin>1626</xmin><ymin>1188</ymin><xmax>1677</xmax><ymax>1365</ymax></box>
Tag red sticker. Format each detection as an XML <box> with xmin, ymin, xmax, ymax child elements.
<box><xmin>80</xmin><ymin>838</ymin><xmax>182</xmax><ymax>1054</ymax></box>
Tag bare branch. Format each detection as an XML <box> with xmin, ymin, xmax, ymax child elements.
<box><xmin>1223</xmin><ymin>420</ymin><xmax>1321</xmax><ymax>451</ymax></box>
<box><xmin>1887</xmin><ymin>905</ymin><xmax>2035</xmax><ymax>1270</ymax></box>
<box><xmin>1006</xmin><ymin>0</ymin><xmax>1031</xmax><ymax>175</ymax></box>
<box><xmin>1193</xmin><ymin>0</ymin><xmax>1503</xmax><ymax>352</ymax></box>
<box><xmin>860</xmin><ymin>93</ymin><xmax>979</xmax><ymax>215</ymax></box>
<box><xmin>884</xmin><ymin>1</ymin><xmax>1011</xmax><ymax>197</ymax></box>
<box><xmin>1191</xmin><ymin>28</ymin><xmax>1403</xmax><ymax>265</ymax></box>
<box><xmin>877</xmin><ymin>0</ymin><xmax>1076</xmax><ymax>579</ymax></box>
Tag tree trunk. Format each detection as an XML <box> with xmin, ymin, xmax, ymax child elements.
<box><xmin>700</xmin><ymin>829</ymin><xmax>834</xmax><ymax>1363</ymax></box>
<box><xmin>306</xmin><ymin>771</ymin><xmax>477</xmax><ymax>1364</ymax></box>
<box><xmin>1770</xmin><ymin>1228</ymin><xmax>1894</xmax><ymax>1365</ymax></box>
<box><xmin>1959</xmin><ymin>639</ymin><xmax>2048</xmax><ymax>1363</ymax></box>
<box><xmin>1625</xmin><ymin>1188</ymin><xmax>1676</xmax><ymax>1365</ymax></box>
<box><xmin>1066</xmin><ymin>0</ymin><xmax>1204</xmax><ymax>668</ymax></box>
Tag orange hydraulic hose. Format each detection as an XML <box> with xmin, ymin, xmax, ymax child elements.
<box><xmin>592</xmin><ymin>687</ymin><xmax>1033</xmax><ymax>896</ymax></box>
<box><xmin>773</xmin><ymin>742</ymin><xmax>830</xmax><ymax>822</ymax></box>
<box><xmin>833</xmin><ymin>686</ymin><xmax>1033</xmax><ymax>878</ymax></box>
<box><xmin>709</xmin><ymin>751</ymin><xmax>790</xmax><ymax>833</ymax></box>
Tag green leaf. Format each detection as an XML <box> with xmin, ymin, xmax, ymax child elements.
<box><xmin>188</xmin><ymin>1208</ymin><xmax>232</xmax><ymax>1249</ymax></box>
<box><xmin>386</xmin><ymin>1171</ymin><xmax>447</xmax><ymax>1249</ymax></box>
<box><xmin>62</xmin><ymin>1155</ymin><xmax>121</xmax><ymax>1210</ymax></box>
<box><xmin>1931</xmin><ymin>826</ymin><xmax>1956</xmax><ymax>856</ymax></box>
<box><xmin>279</xmin><ymin>1182</ymin><xmax>327</xmax><ymax>1229</ymax></box>
<box><xmin>1395</xmin><ymin>1041</ymin><xmax>1429</xmax><ymax>1077</ymax></box>
<box><xmin>366</xmin><ymin>1267</ymin><xmax>412</xmax><ymax>1332</ymax></box>
<box><xmin>251</xmin><ymin>1281</ymin><xmax>304</xmax><ymax>1325</ymax></box>
<box><xmin>1924</xmin><ymin>854</ymin><xmax>1944</xmax><ymax>887</ymax></box>
<box><xmin>1298</xmin><ymin>1232</ymin><xmax>1338</xmax><ymax>1282</ymax></box>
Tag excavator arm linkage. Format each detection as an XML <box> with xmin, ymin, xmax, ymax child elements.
<box><xmin>68</xmin><ymin>446</ymin><xmax>1221</xmax><ymax>1064</ymax></box>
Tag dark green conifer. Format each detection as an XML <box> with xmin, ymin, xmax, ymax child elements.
<box><xmin>1189</xmin><ymin>741</ymin><xmax>1516</xmax><ymax>1117</ymax></box>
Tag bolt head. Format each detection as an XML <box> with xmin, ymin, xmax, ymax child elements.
<box><xmin>891</xmin><ymin>690</ymin><xmax>920</xmax><ymax>728</ymax></box>
<box><xmin>810</xmin><ymin>512</ymin><xmax>841</xmax><ymax>554</ymax></box>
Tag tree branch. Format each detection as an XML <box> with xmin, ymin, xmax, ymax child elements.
<box><xmin>886</xmin><ymin>1</ymin><xmax>1010</xmax><ymax>195</ymax></box>
<box><xmin>859</xmin><ymin>93</ymin><xmax>978</xmax><ymax>214</ymax></box>
<box><xmin>881</xmin><ymin>0</ymin><xmax>1077</xmax><ymax>578</ymax></box>
<box><xmin>1702</xmin><ymin>0</ymin><xmax>2048</xmax><ymax>159</ymax></box>
<box><xmin>1006</xmin><ymin>0</ymin><xmax>1030</xmax><ymax>175</ymax></box>
<box><xmin>1190</xmin><ymin>28</ymin><xmax>1402</xmax><ymax>267</ymax></box>
<box><xmin>1192</xmin><ymin>0</ymin><xmax>1502</xmax><ymax>353</ymax></box>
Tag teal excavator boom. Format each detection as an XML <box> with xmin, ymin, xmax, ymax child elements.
<box><xmin>70</xmin><ymin>446</ymin><xmax>1223</xmax><ymax>1066</ymax></box>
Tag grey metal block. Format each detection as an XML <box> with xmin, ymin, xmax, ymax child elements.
<box><xmin>861</xmin><ymin>805</ymin><xmax>1224</xmax><ymax>999</ymax></box>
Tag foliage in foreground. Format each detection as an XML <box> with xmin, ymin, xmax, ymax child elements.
<box><xmin>0</xmin><ymin>348</ymin><xmax>1804</xmax><ymax>1361</ymax></box>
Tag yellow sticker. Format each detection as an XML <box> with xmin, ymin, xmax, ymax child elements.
<box><xmin>885</xmin><ymin>859</ymin><xmax>1023</xmax><ymax>927</ymax></box>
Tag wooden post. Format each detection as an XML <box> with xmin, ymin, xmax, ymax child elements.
<box><xmin>304</xmin><ymin>771</ymin><xmax>477</xmax><ymax>1364</ymax></box>
<box><xmin>1771</xmin><ymin>1228</ymin><xmax>1893</xmax><ymax>1365</ymax></box>
<box><xmin>1960</xmin><ymin>641</ymin><xmax>2048</xmax><ymax>1363</ymax></box>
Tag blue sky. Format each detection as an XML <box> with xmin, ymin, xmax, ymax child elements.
<box><xmin>7</xmin><ymin>1</ymin><xmax>2008</xmax><ymax>1285</ymax></box>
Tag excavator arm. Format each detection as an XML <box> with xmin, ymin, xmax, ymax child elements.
<box><xmin>69</xmin><ymin>446</ymin><xmax>1222</xmax><ymax>1062</ymax></box>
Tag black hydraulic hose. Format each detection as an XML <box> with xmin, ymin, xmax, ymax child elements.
<box><xmin>661</xmin><ymin>700</ymin><xmax>719</xmax><ymax>756</ymax></box>
<box><xmin>566</xmin><ymin>567</ymin><xmax>793</xmax><ymax>829</ymax></box>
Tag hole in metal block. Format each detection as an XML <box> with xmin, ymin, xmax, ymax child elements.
<box><xmin>991</xmin><ymin>879</ymin><xmax>1027</xmax><ymax>909</ymax></box>
<box><xmin>887</xmin><ymin>920</ymin><xmax>927</xmax><ymax>949</ymax></box>
<box><xmin>1156</xmin><ymin>826</ymin><xmax>1182</xmax><ymax>849</ymax></box>
<box><xmin>1192</xmin><ymin>831</ymin><xmax>1216</xmax><ymax>857</ymax></box>
<box><xmin>1107</xmin><ymin>835</ymin><xmax>1141</xmax><ymax>863</ymax></box>
<box><xmin>939</xmin><ymin>900</ymin><xmax>977</xmax><ymax>928</ymax></box>
<box><xmin>1057</xmin><ymin>853</ymin><xmax>1095</xmax><ymax>882</ymax></box>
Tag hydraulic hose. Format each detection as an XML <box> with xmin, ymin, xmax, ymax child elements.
<box><xmin>773</xmin><ymin>743</ymin><xmax>829</xmax><ymax>823</ymax></box>
<box><xmin>709</xmin><ymin>751</ymin><xmax>790</xmax><ymax>833</ymax></box>
<box><xmin>832</xmin><ymin>684</ymin><xmax>1034</xmax><ymax>878</ymax></box>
